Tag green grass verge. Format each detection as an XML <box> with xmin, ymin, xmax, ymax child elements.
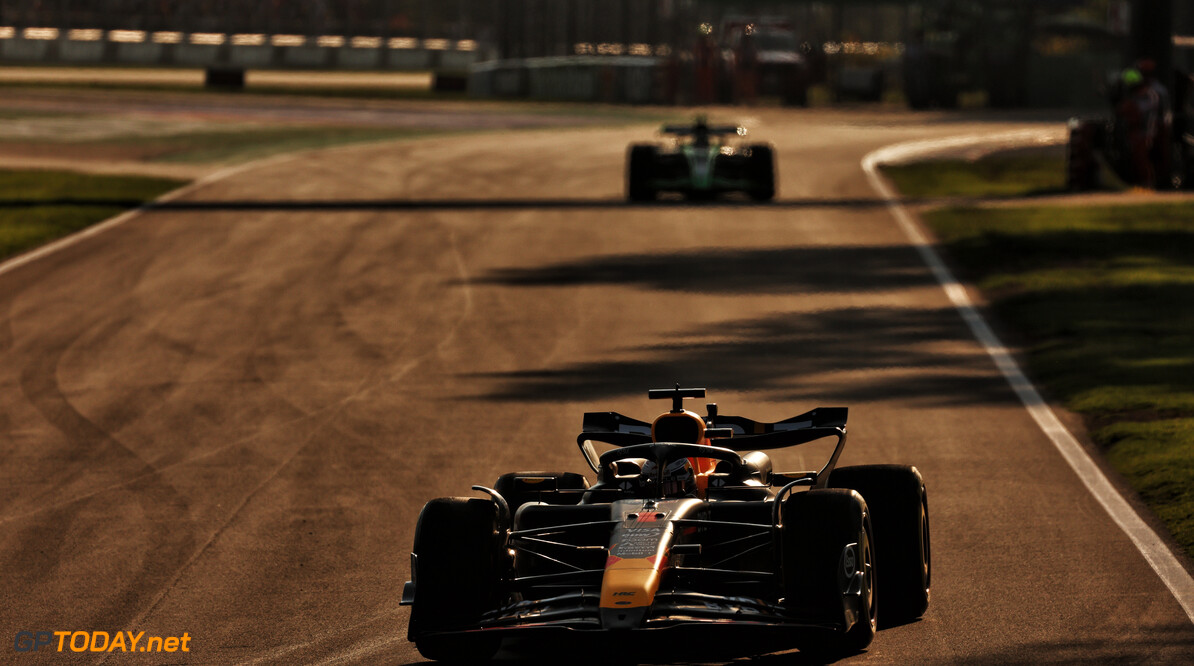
<box><xmin>1101</xmin><ymin>419</ymin><xmax>1194</xmax><ymax>555</ymax></box>
<box><xmin>882</xmin><ymin>148</ymin><xmax>1069</xmax><ymax>198</ymax></box>
<box><xmin>96</xmin><ymin>127</ymin><xmax>445</xmax><ymax>164</ymax></box>
<box><xmin>914</xmin><ymin>196</ymin><xmax>1194</xmax><ymax>558</ymax></box>
<box><xmin>0</xmin><ymin>170</ymin><xmax>185</xmax><ymax>261</ymax></box>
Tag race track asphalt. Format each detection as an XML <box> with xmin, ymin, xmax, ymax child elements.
<box><xmin>1</xmin><ymin>107</ymin><xmax>1192</xmax><ymax>664</ymax></box>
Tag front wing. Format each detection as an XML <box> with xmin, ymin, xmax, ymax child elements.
<box><xmin>416</xmin><ymin>589</ymin><xmax>845</xmax><ymax>642</ymax></box>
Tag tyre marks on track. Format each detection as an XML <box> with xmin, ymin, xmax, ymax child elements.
<box><xmin>104</xmin><ymin>213</ymin><xmax>475</xmax><ymax>658</ymax></box>
<box><xmin>7</xmin><ymin>300</ymin><xmax>201</xmax><ymax>636</ymax></box>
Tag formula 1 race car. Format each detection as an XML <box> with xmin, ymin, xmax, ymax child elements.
<box><xmin>626</xmin><ymin>119</ymin><xmax>776</xmax><ymax>201</ymax></box>
<box><xmin>402</xmin><ymin>387</ymin><xmax>930</xmax><ymax>663</ymax></box>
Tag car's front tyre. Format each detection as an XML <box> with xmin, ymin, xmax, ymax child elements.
<box><xmin>408</xmin><ymin>497</ymin><xmax>503</xmax><ymax>663</ymax></box>
<box><xmin>627</xmin><ymin>144</ymin><xmax>658</xmax><ymax>201</ymax></box>
<box><xmin>747</xmin><ymin>144</ymin><xmax>776</xmax><ymax>201</ymax></box>
<box><xmin>782</xmin><ymin>488</ymin><xmax>877</xmax><ymax>657</ymax></box>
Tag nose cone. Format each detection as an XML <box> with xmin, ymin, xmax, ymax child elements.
<box><xmin>600</xmin><ymin>558</ymin><xmax>661</xmax><ymax>629</ymax></box>
<box><xmin>600</xmin><ymin>558</ymin><xmax>663</xmax><ymax>610</ymax></box>
<box><xmin>600</xmin><ymin>605</ymin><xmax>650</xmax><ymax>630</ymax></box>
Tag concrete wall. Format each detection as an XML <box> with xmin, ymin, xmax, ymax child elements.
<box><xmin>387</xmin><ymin>49</ymin><xmax>433</xmax><ymax>70</ymax></box>
<box><xmin>59</xmin><ymin>40</ymin><xmax>106</xmax><ymax>62</ymax></box>
<box><xmin>173</xmin><ymin>44</ymin><xmax>222</xmax><ymax>66</ymax></box>
<box><xmin>471</xmin><ymin>57</ymin><xmax>662</xmax><ymax>103</ymax></box>
<box><xmin>0</xmin><ymin>35</ymin><xmax>479</xmax><ymax>73</ymax></box>
<box><xmin>228</xmin><ymin>45</ymin><xmax>274</xmax><ymax>68</ymax></box>
<box><xmin>339</xmin><ymin>47</ymin><xmax>382</xmax><ymax>69</ymax></box>
<box><xmin>2</xmin><ymin>38</ymin><xmax>55</xmax><ymax>61</ymax></box>
<box><xmin>280</xmin><ymin>46</ymin><xmax>328</xmax><ymax>68</ymax></box>
<box><xmin>116</xmin><ymin>42</ymin><xmax>166</xmax><ymax>64</ymax></box>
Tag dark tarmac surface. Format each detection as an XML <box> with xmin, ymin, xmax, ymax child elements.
<box><xmin>1</xmin><ymin>106</ymin><xmax>1192</xmax><ymax>664</ymax></box>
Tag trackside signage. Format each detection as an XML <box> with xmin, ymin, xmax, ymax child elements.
<box><xmin>13</xmin><ymin>631</ymin><xmax>191</xmax><ymax>654</ymax></box>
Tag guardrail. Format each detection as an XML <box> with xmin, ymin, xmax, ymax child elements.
<box><xmin>0</xmin><ymin>26</ymin><xmax>483</xmax><ymax>81</ymax></box>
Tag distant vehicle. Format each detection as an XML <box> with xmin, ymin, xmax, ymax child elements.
<box><xmin>401</xmin><ymin>386</ymin><xmax>931</xmax><ymax>663</ymax></box>
<box><xmin>720</xmin><ymin>17</ymin><xmax>817</xmax><ymax>106</ymax></box>
<box><xmin>626</xmin><ymin>118</ymin><xmax>776</xmax><ymax>201</ymax></box>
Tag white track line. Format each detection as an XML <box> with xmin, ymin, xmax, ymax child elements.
<box><xmin>862</xmin><ymin>130</ymin><xmax>1194</xmax><ymax>625</ymax></box>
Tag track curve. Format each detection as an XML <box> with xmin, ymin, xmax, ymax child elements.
<box><xmin>1</xmin><ymin>108</ymin><xmax>1192</xmax><ymax>664</ymax></box>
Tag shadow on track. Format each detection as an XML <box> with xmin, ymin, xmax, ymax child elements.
<box><xmin>142</xmin><ymin>197</ymin><xmax>889</xmax><ymax>212</ymax></box>
<box><xmin>0</xmin><ymin>189</ymin><xmax>1083</xmax><ymax>212</ymax></box>
<box><xmin>947</xmin><ymin>622</ymin><xmax>1194</xmax><ymax>664</ymax></box>
<box><xmin>402</xmin><ymin>634</ymin><xmax>864</xmax><ymax>665</ymax></box>
<box><xmin>127</xmin><ymin>185</ymin><xmax>1093</xmax><ymax>212</ymax></box>
<box><xmin>459</xmin><ymin>244</ymin><xmax>1015</xmax><ymax>407</ymax></box>
<box><xmin>465</xmin><ymin>245</ymin><xmax>938</xmax><ymax>294</ymax></box>
<box><xmin>461</xmin><ymin>305</ymin><xmax>1013</xmax><ymax>408</ymax></box>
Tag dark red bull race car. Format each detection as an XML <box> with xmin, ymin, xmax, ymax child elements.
<box><xmin>401</xmin><ymin>388</ymin><xmax>930</xmax><ymax>662</ymax></box>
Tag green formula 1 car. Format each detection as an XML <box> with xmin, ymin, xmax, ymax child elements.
<box><xmin>626</xmin><ymin>118</ymin><xmax>776</xmax><ymax>202</ymax></box>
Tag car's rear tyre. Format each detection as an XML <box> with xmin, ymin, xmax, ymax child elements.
<box><xmin>782</xmin><ymin>488</ymin><xmax>877</xmax><ymax>656</ymax></box>
<box><xmin>409</xmin><ymin>497</ymin><xmax>503</xmax><ymax>663</ymax></box>
<box><xmin>627</xmin><ymin>144</ymin><xmax>657</xmax><ymax>201</ymax></box>
<box><xmin>747</xmin><ymin>144</ymin><xmax>776</xmax><ymax>201</ymax></box>
<box><xmin>494</xmin><ymin>471</ymin><xmax>589</xmax><ymax>514</ymax></box>
<box><xmin>830</xmin><ymin>464</ymin><xmax>930</xmax><ymax>626</ymax></box>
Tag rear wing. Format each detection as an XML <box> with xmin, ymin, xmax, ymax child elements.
<box><xmin>579</xmin><ymin>406</ymin><xmax>845</xmax><ymax>450</ymax></box>
<box><xmin>706</xmin><ymin>405</ymin><xmax>850</xmax><ymax>451</ymax></box>
<box><xmin>661</xmin><ymin>124</ymin><xmax>744</xmax><ymax>136</ymax></box>
<box><xmin>578</xmin><ymin>406</ymin><xmax>848</xmax><ymax>483</ymax></box>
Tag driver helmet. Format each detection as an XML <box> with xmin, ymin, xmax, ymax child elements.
<box><xmin>661</xmin><ymin>457</ymin><xmax>697</xmax><ymax>497</ymax></box>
